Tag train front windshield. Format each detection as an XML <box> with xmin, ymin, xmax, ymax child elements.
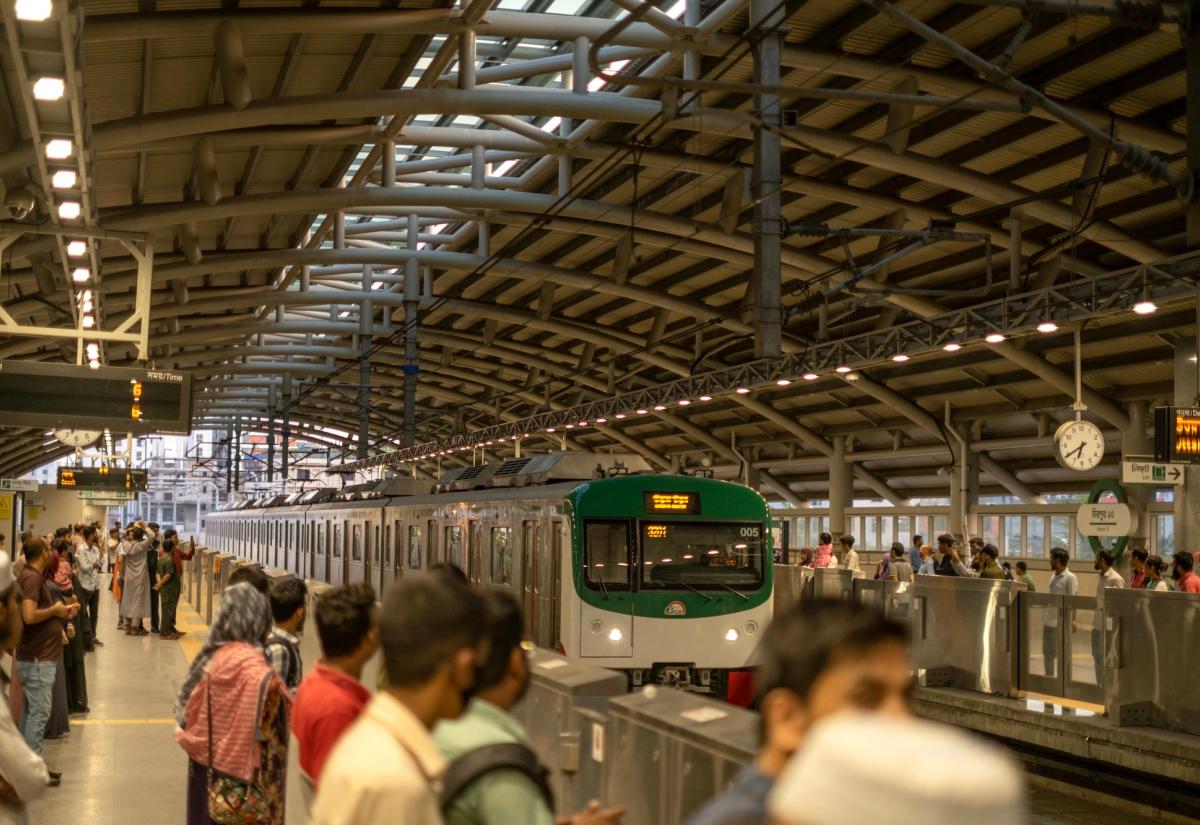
<box><xmin>640</xmin><ymin>522</ymin><xmax>764</xmax><ymax>590</ymax></box>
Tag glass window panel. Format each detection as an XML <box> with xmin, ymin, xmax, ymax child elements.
<box><xmin>1049</xmin><ymin>516</ymin><xmax>1070</xmax><ymax>554</ymax></box>
<box><xmin>932</xmin><ymin>516</ymin><xmax>948</xmax><ymax>536</ymax></box>
<box><xmin>491</xmin><ymin>527</ymin><xmax>512</xmax><ymax>584</ymax></box>
<box><xmin>640</xmin><ymin>521</ymin><xmax>764</xmax><ymax>590</ymax></box>
<box><xmin>352</xmin><ymin>524</ymin><xmax>363</xmax><ymax>561</ymax></box>
<box><xmin>408</xmin><ymin>526</ymin><xmax>422</xmax><ymax>569</ymax></box>
<box><xmin>583</xmin><ymin>520</ymin><xmax>630</xmax><ymax>589</ymax></box>
<box><xmin>880</xmin><ymin>518</ymin><xmax>895</xmax><ymax>553</ymax></box>
<box><xmin>1003</xmin><ymin>516</ymin><xmax>1023</xmax><ymax>557</ymax></box>
<box><xmin>445</xmin><ymin>526</ymin><xmax>462</xmax><ymax>567</ymax></box>
<box><xmin>1026</xmin><ymin>516</ymin><xmax>1045</xmax><ymax>559</ymax></box>
<box><xmin>896</xmin><ymin>517</ymin><xmax>911</xmax><ymax>547</ymax></box>
<box><xmin>1074</xmin><ymin>521</ymin><xmax>1096</xmax><ymax>561</ymax></box>
<box><xmin>864</xmin><ymin>518</ymin><xmax>877</xmax><ymax>552</ymax></box>
<box><xmin>980</xmin><ymin>515</ymin><xmax>1001</xmax><ymax>548</ymax></box>
<box><xmin>1156</xmin><ymin>514</ymin><xmax>1174</xmax><ymax>555</ymax></box>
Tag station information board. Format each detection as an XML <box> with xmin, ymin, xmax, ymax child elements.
<box><xmin>0</xmin><ymin>361</ymin><xmax>192</xmax><ymax>434</ymax></box>
<box><xmin>643</xmin><ymin>491</ymin><xmax>701</xmax><ymax>514</ymax></box>
<box><xmin>57</xmin><ymin>467</ymin><xmax>148</xmax><ymax>492</ymax></box>
<box><xmin>1154</xmin><ymin>406</ymin><xmax>1200</xmax><ymax>464</ymax></box>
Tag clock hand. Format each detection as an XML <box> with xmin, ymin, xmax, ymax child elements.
<box><xmin>1066</xmin><ymin>443</ymin><xmax>1086</xmax><ymax>460</ymax></box>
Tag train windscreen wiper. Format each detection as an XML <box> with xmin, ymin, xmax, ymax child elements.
<box><xmin>674</xmin><ymin>579</ymin><xmax>713</xmax><ymax>603</ymax></box>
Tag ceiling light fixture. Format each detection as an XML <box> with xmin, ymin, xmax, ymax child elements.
<box><xmin>776</xmin><ymin>378</ymin><xmax>791</xmax><ymax>387</ymax></box>
<box><xmin>71</xmin><ymin>267</ymin><xmax>89</xmax><ymax>283</ymax></box>
<box><xmin>45</xmin><ymin>138</ymin><xmax>72</xmax><ymax>159</ymax></box>
<box><xmin>943</xmin><ymin>342</ymin><xmax>962</xmax><ymax>352</ymax></box>
<box><xmin>677</xmin><ymin>399</ymin><xmax>690</xmax><ymax>406</ymax></box>
<box><xmin>802</xmin><ymin>372</ymin><xmax>818</xmax><ymax>381</ymax></box>
<box><xmin>1132</xmin><ymin>283</ymin><xmax>1157</xmax><ymax>315</ymax></box>
<box><xmin>81</xmin><ymin>314</ymin><xmax>94</xmax><ymax>329</ymax></box>
<box><xmin>51</xmin><ymin>169</ymin><xmax>76</xmax><ymax>189</ymax></box>
<box><xmin>892</xmin><ymin>353</ymin><xmax>910</xmax><ymax>363</ymax></box>
<box><xmin>1037</xmin><ymin>320</ymin><xmax>1058</xmax><ymax>333</ymax></box>
<box><xmin>735</xmin><ymin>387</ymin><xmax>750</xmax><ymax>394</ymax></box>
<box><xmin>699</xmin><ymin>395</ymin><xmax>712</xmax><ymax>402</ymax></box>
<box><xmin>32</xmin><ymin>77</ymin><xmax>65</xmax><ymax>101</ymax></box>
<box><xmin>835</xmin><ymin>365</ymin><xmax>851</xmax><ymax>374</ymax></box>
<box><xmin>66</xmin><ymin>240</ymin><xmax>86</xmax><ymax>256</ymax></box>
<box><xmin>985</xmin><ymin>332</ymin><xmax>1005</xmax><ymax>344</ymax></box>
<box><xmin>57</xmin><ymin>201</ymin><xmax>80</xmax><ymax>219</ymax></box>
<box><xmin>15</xmin><ymin>0</ymin><xmax>52</xmax><ymax>21</ymax></box>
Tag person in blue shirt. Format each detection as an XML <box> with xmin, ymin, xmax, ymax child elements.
<box><xmin>908</xmin><ymin>534</ymin><xmax>924</xmax><ymax>572</ymax></box>
<box><xmin>684</xmin><ymin>600</ymin><xmax>913</xmax><ymax>825</ymax></box>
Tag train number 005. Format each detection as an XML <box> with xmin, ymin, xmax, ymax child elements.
<box><xmin>739</xmin><ymin>527</ymin><xmax>761</xmax><ymax>538</ymax></box>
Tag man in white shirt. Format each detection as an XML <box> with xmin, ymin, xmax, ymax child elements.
<box><xmin>1092</xmin><ymin>549</ymin><xmax>1124</xmax><ymax>683</ymax></box>
<box><xmin>311</xmin><ymin>571</ymin><xmax>487</xmax><ymax>825</ymax></box>
<box><xmin>1044</xmin><ymin>547</ymin><xmax>1078</xmax><ymax>678</ymax></box>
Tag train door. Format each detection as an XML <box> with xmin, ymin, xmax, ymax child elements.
<box><xmin>388</xmin><ymin>519</ymin><xmax>403</xmax><ymax>588</ymax></box>
<box><xmin>521</xmin><ymin>521</ymin><xmax>538</xmax><ymax>640</ymax></box>
<box><xmin>330</xmin><ymin>521</ymin><xmax>344</xmax><ymax>586</ymax></box>
<box><xmin>378</xmin><ymin>521</ymin><xmax>390</xmax><ymax>597</ymax></box>
<box><xmin>467</xmin><ymin>521</ymin><xmax>482</xmax><ymax>585</ymax></box>
<box><xmin>407</xmin><ymin>524</ymin><xmax>423</xmax><ymax>576</ymax></box>
<box><xmin>549</xmin><ymin>520</ymin><xmax>563</xmax><ymax>648</ymax></box>
<box><xmin>426</xmin><ymin>520</ymin><xmax>437</xmax><ymax>567</ymax></box>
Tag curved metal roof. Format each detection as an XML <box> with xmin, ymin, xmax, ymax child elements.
<box><xmin>0</xmin><ymin>0</ymin><xmax>1194</xmax><ymax>502</ymax></box>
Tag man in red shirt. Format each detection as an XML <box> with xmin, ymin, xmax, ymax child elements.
<box><xmin>292</xmin><ymin>582</ymin><xmax>379</xmax><ymax>789</ymax></box>
<box><xmin>1173</xmin><ymin>552</ymin><xmax>1200</xmax><ymax>593</ymax></box>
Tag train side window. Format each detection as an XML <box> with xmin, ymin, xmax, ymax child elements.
<box><xmin>392</xmin><ymin>520</ymin><xmax>402</xmax><ymax>569</ymax></box>
<box><xmin>352</xmin><ymin>524</ymin><xmax>363</xmax><ymax>562</ymax></box>
<box><xmin>334</xmin><ymin>522</ymin><xmax>343</xmax><ymax>558</ymax></box>
<box><xmin>371</xmin><ymin>523</ymin><xmax>380</xmax><ymax>564</ymax></box>
<box><xmin>491</xmin><ymin>527</ymin><xmax>512</xmax><ymax>585</ymax></box>
<box><xmin>408</xmin><ymin>526</ymin><xmax>422</xmax><ymax>569</ymax></box>
<box><xmin>426</xmin><ymin>520</ymin><xmax>437</xmax><ymax>565</ymax></box>
<box><xmin>445</xmin><ymin>526</ymin><xmax>462</xmax><ymax>567</ymax></box>
<box><xmin>583</xmin><ymin>520</ymin><xmax>631</xmax><ymax>589</ymax></box>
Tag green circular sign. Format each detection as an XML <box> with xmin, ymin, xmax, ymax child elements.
<box><xmin>1085</xmin><ymin>479</ymin><xmax>1129</xmax><ymax>558</ymax></box>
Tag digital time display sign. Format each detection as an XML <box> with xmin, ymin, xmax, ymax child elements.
<box><xmin>57</xmin><ymin>467</ymin><xmax>148</xmax><ymax>492</ymax></box>
<box><xmin>644</xmin><ymin>492</ymin><xmax>700</xmax><ymax>515</ymax></box>
<box><xmin>1154</xmin><ymin>406</ymin><xmax>1200</xmax><ymax>464</ymax></box>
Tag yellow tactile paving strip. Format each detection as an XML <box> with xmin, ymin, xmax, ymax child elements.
<box><xmin>175</xmin><ymin>595</ymin><xmax>208</xmax><ymax>662</ymax></box>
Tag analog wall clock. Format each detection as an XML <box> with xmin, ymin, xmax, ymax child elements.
<box><xmin>1054</xmin><ymin>419</ymin><xmax>1105</xmax><ymax>471</ymax></box>
<box><xmin>53</xmin><ymin>429</ymin><xmax>102</xmax><ymax>448</ymax></box>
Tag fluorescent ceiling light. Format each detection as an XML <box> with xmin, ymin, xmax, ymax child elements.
<box><xmin>66</xmin><ymin>240</ymin><xmax>86</xmax><ymax>256</ymax></box>
<box><xmin>1036</xmin><ymin>321</ymin><xmax>1057</xmax><ymax>333</ymax></box>
<box><xmin>15</xmin><ymin>0</ymin><xmax>52</xmax><ymax>21</ymax></box>
<box><xmin>57</xmin><ymin>201</ymin><xmax>80</xmax><ymax>219</ymax></box>
<box><xmin>81</xmin><ymin>314</ymin><xmax>95</xmax><ymax>329</ymax></box>
<box><xmin>45</xmin><ymin>138</ymin><xmax>72</xmax><ymax>159</ymax></box>
<box><xmin>985</xmin><ymin>333</ymin><xmax>1005</xmax><ymax>343</ymax></box>
<box><xmin>71</xmin><ymin>267</ymin><xmax>89</xmax><ymax>283</ymax></box>
<box><xmin>32</xmin><ymin>77</ymin><xmax>65</xmax><ymax>101</ymax></box>
<box><xmin>1133</xmin><ymin>299</ymin><xmax>1157</xmax><ymax>315</ymax></box>
<box><xmin>943</xmin><ymin>342</ymin><xmax>962</xmax><ymax>352</ymax></box>
<box><xmin>51</xmin><ymin>170</ymin><xmax>77</xmax><ymax>189</ymax></box>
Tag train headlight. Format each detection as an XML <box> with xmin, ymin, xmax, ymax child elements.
<box><xmin>590</xmin><ymin>620</ymin><xmax>603</xmax><ymax>634</ymax></box>
<box><xmin>744</xmin><ymin>620</ymin><xmax>759</xmax><ymax>635</ymax></box>
<box><xmin>724</xmin><ymin>627</ymin><xmax>740</xmax><ymax>643</ymax></box>
<box><xmin>608</xmin><ymin>627</ymin><xmax>624</xmax><ymax>642</ymax></box>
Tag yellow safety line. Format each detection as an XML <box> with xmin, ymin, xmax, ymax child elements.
<box><xmin>71</xmin><ymin>719</ymin><xmax>176</xmax><ymax>726</ymax></box>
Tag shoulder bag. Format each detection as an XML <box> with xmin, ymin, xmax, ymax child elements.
<box><xmin>206</xmin><ymin>674</ymin><xmax>271</xmax><ymax>825</ymax></box>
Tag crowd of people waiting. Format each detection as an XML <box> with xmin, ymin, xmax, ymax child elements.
<box><xmin>0</xmin><ymin>526</ymin><xmax>1036</xmax><ymax>825</ymax></box>
<box><xmin>790</xmin><ymin>529</ymin><xmax>1200</xmax><ymax>594</ymax></box>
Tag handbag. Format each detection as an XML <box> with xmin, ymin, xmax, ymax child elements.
<box><xmin>206</xmin><ymin>674</ymin><xmax>271</xmax><ymax>824</ymax></box>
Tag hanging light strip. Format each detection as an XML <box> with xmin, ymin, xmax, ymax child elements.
<box><xmin>333</xmin><ymin>250</ymin><xmax>1200</xmax><ymax>472</ymax></box>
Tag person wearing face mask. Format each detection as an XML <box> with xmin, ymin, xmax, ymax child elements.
<box><xmin>311</xmin><ymin>572</ymin><xmax>487</xmax><ymax>825</ymax></box>
<box><xmin>685</xmin><ymin>600</ymin><xmax>912</xmax><ymax>825</ymax></box>
<box><xmin>1172</xmin><ymin>551</ymin><xmax>1200</xmax><ymax>593</ymax></box>
<box><xmin>435</xmin><ymin>589</ymin><xmax>624</xmax><ymax>825</ymax></box>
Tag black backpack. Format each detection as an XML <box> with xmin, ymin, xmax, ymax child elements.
<box><xmin>440</xmin><ymin>743</ymin><xmax>554</xmax><ymax>813</ymax></box>
<box><xmin>265</xmin><ymin>631</ymin><xmax>302</xmax><ymax>690</ymax></box>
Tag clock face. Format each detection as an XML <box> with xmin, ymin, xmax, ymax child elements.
<box><xmin>53</xmin><ymin>429</ymin><xmax>102</xmax><ymax>448</ymax></box>
<box><xmin>1054</xmin><ymin>420</ymin><xmax>1105</xmax><ymax>471</ymax></box>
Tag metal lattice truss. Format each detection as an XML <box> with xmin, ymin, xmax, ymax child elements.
<box><xmin>0</xmin><ymin>0</ymin><xmax>1197</xmax><ymax>505</ymax></box>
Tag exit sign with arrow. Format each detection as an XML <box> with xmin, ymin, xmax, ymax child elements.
<box><xmin>1122</xmin><ymin>460</ymin><xmax>1185</xmax><ymax>486</ymax></box>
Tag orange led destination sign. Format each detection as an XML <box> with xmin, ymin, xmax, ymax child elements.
<box><xmin>644</xmin><ymin>491</ymin><xmax>700</xmax><ymax>515</ymax></box>
<box><xmin>645</xmin><ymin>524</ymin><xmax>669</xmax><ymax>539</ymax></box>
<box><xmin>1155</xmin><ymin>407</ymin><xmax>1200</xmax><ymax>465</ymax></box>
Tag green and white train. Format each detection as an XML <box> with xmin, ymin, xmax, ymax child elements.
<box><xmin>206</xmin><ymin>452</ymin><xmax>772</xmax><ymax>691</ymax></box>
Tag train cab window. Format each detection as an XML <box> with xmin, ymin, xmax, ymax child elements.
<box><xmin>640</xmin><ymin>522</ymin><xmax>764</xmax><ymax>590</ymax></box>
<box><xmin>491</xmin><ymin>527</ymin><xmax>512</xmax><ymax>584</ymax></box>
<box><xmin>445</xmin><ymin>526</ymin><xmax>462</xmax><ymax>567</ymax></box>
<box><xmin>408</xmin><ymin>526</ymin><xmax>422</xmax><ymax>569</ymax></box>
<box><xmin>583</xmin><ymin>520</ymin><xmax>630</xmax><ymax>590</ymax></box>
<box><xmin>352</xmin><ymin>524</ymin><xmax>363</xmax><ymax>561</ymax></box>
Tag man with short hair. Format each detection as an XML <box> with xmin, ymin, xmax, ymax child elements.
<box><xmin>1129</xmin><ymin>547</ymin><xmax>1149</xmax><ymax>589</ymax></box>
<box><xmin>294</xmin><ymin>583</ymin><xmax>379</xmax><ymax>788</ymax></box>
<box><xmin>1172</xmin><ymin>551</ymin><xmax>1200</xmax><ymax>593</ymax></box>
<box><xmin>838</xmin><ymin>535</ymin><xmax>859</xmax><ymax>574</ymax></box>
<box><xmin>154</xmin><ymin>539</ymin><xmax>182</xmax><ymax>639</ymax></box>
<box><xmin>685</xmin><ymin>600</ymin><xmax>911</xmax><ymax>825</ymax></box>
<box><xmin>266</xmin><ymin>578</ymin><xmax>308</xmax><ymax>693</ymax></box>
<box><xmin>16</xmin><ymin>537</ymin><xmax>78</xmax><ymax>776</ymax></box>
<box><xmin>1043</xmin><ymin>547</ymin><xmax>1077</xmax><ymax>678</ymax></box>
<box><xmin>227</xmin><ymin>564</ymin><xmax>270</xmax><ymax>594</ymax></box>
<box><xmin>934</xmin><ymin>534</ymin><xmax>970</xmax><ymax>577</ymax></box>
<box><xmin>312</xmin><ymin>572</ymin><xmax>487</xmax><ymax>825</ymax></box>
<box><xmin>1014</xmin><ymin>561</ymin><xmax>1036</xmax><ymax>592</ymax></box>
<box><xmin>886</xmin><ymin>545</ymin><xmax>913</xmax><ymax>583</ymax></box>
<box><xmin>977</xmin><ymin>545</ymin><xmax>1005</xmax><ymax>580</ymax></box>
<box><xmin>146</xmin><ymin>522</ymin><xmax>161</xmax><ymax>633</ymax></box>
<box><xmin>435</xmin><ymin>589</ymin><xmax>623</xmax><ymax>825</ymax></box>
<box><xmin>908</xmin><ymin>534</ymin><xmax>923</xmax><ymax>572</ymax></box>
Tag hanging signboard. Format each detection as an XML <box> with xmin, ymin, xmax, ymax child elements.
<box><xmin>77</xmin><ymin>490</ymin><xmax>136</xmax><ymax>502</ymax></box>
<box><xmin>1154</xmin><ymin>406</ymin><xmax>1200</xmax><ymax>464</ymax></box>
<box><xmin>0</xmin><ymin>479</ymin><xmax>36</xmax><ymax>492</ymax></box>
<box><xmin>1076</xmin><ymin>502</ymin><xmax>1136</xmax><ymax>537</ymax></box>
<box><xmin>1121</xmin><ymin>460</ymin><xmax>1185</xmax><ymax>486</ymax></box>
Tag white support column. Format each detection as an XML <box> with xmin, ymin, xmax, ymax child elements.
<box><xmin>829</xmin><ymin>435</ymin><xmax>851</xmax><ymax>536</ymax></box>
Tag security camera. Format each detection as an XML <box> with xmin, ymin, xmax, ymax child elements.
<box><xmin>4</xmin><ymin>187</ymin><xmax>36</xmax><ymax>220</ymax></box>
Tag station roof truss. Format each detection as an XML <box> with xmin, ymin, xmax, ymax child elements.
<box><xmin>0</xmin><ymin>0</ymin><xmax>1196</xmax><ymax>504</ymax></box>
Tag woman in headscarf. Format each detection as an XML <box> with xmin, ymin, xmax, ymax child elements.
<box><xmin>40</xmin><ymin>545</ymin><xmax>70</xmax><ymax>741</ymax></box>
<box><xmin>121</xmin><ymin>527</ymin><xmax>152</xmax><ymax>636</ymax></box>
<box><xmin>175</xmin><ymin>583</ymin><xmax>291</xmax><ymax>825</ymax></box>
